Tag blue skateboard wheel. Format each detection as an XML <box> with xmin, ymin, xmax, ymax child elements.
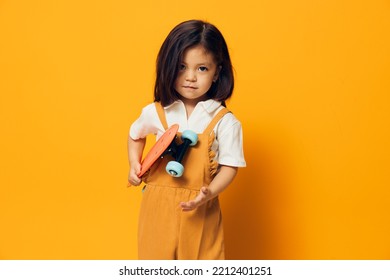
<box><xmin>181</xmin><ymin>130</ymin><xmax>198</xmax><ymax>146</ymax></box>
<box><xmin>166</xmin><ymin>161</ymin><xmax>184</xmax><ymax>177</ymax></box>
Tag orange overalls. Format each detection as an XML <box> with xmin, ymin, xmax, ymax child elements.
<box><xmin>138</xmin><ymin>102</ymin><xmax>230</xmax><ymax>260</ymax></box>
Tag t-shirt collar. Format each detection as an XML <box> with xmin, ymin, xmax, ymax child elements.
<box><xmin>164</xmin><ymin>99</ymin><xmax>222</xmax><ymax>114</ymax></box>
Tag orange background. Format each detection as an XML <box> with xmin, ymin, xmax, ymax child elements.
<box><xmin>1</xmin><ymin>0</ymin><xmax>389</xmax><ymax>259</ymax></box>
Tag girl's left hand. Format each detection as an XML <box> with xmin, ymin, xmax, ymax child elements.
<box><xmin>180</xmin><ymin>186</ymin><xmax>211</xmax><ymax>211</ymax></box>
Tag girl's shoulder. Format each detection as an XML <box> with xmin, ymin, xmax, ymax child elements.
<box><xmin>140</xmin><ymin>102</ymin><xmax>158</xmax><ymax>113</ymax></box>
<box><xmin>214</xmin><ymin>108</ymin><xmax>242</xmax><ymax>136</ymax></box>
<box><xmin>130</xmin><ymin>102</ymin><xmax>164</xmax><ymax>139</ymax></box>
<box><xmin>219</xmin><ymin>107</ymin><xmax>240</xmax><ymax>126</ymax></box>
<box><xmin>136</xmin><ymin>102</ymin><xmax>162</xmax><ymax>120</ymax></box>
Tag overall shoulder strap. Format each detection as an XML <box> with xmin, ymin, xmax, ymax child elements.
<box><xmin>203</xmin><ymin>107</ymin><xmax>230</xmax><ymax>135</ymax></box>
<box><xmin>154</xmin><ymin>102</ymin><xmax>168</xmax><ymax>130</ymax></box>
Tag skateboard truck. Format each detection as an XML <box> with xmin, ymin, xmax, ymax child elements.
<box><xmin>165</xmin><ymin>130</ymin><xmax>198</xmax><ymax>177</ymax></box>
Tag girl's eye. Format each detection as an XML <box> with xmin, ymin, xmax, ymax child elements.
<box><xmin>179</xmin><ymin>64</ymin><xmax>186</xmax><ymax>70</ymax></box>
<box><xmin>199</xmin><ymin>66</ymin><xmax>208</xmax><ymax>72</ymax></box>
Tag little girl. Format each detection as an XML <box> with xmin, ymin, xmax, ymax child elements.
<box><xmin>128</xmin><ymin>20</ymin><xmax>246</xmax><ymax>260</ymax></box>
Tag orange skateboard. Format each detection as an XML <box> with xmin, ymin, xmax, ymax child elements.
<box><xmin>138</xmin><ymin>124</ymin><xmax>198</xmax><ymax>178</ymax></box>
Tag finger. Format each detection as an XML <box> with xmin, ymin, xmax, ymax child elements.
<box><xmin>180</xmin><ymin>201</ymin><xmax>196</xmax><ymax>211</ymax></box>
<box><xmin>201</xmin><ymin>187</ymin><xmax>209</xmax><ymax>195</ymax></box>
<box><xmin>128</xmin><ymin>181</ymin><xmax>136</xmax><ymax>187</ymax></box>
<box><xmin>134</xmin><ymin>164</ymin><xmax>142</xmax><ymax>177</ymax></box>
<box><xmin>128</xmin><ymin>177</ymin><xmax>141</xmax><ymax>187</ymax></box>
<box><xmin>132</xmin><ymin>180</ymin><xmax>141</xmax><ymax>186</ymax></box>
<box><xmin>130</xmin><ymin>172</ymin><xmax>142</xmax><ymax>182</ymax></box>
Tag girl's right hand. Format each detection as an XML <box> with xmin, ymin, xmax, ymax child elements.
<box><xmin>128</xmin><ymin>162</ymin><xmax>142</xmax><ymax>187</ymax></box>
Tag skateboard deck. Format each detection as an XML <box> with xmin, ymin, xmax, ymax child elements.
<box><xmin>138</xmin><ymin>124</ymin><xmax>179</xmax><ymax>178</ymax></box>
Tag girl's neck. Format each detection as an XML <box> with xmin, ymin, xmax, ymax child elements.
<box><xmin>179</xmin><ymin>95</ymin><xmax>208</xmax><ymax>119</ymax></box>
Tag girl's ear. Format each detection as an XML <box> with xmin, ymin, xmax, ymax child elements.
<box><xmin>213</xmin><ymin>66</ymin><xmax>222</xmax><ymax>82</ymax></box>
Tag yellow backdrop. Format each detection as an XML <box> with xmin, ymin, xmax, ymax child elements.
<box><xmin>1</xmin><ymin>0</ymin><xmax>389</xmax><ymax>259</ymax></box>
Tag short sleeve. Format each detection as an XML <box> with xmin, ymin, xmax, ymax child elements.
<box><xmin>215</xmin><ymin>114</ymin><xmax>246</xmax><ymax>167</ymax></box>
<box><xmin>129</xmin><ymin>103</ymin><xmax>163</xmax><ymax>140</ymax></box>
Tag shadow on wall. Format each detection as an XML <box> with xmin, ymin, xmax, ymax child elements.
<box><xmin>221</xmin><ymin>129</ymin><xmax>299</xmax><ymax>260</ymax></box>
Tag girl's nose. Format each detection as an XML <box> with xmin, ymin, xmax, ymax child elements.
<box><xmin>185</xmin><ymin>71</ymin><xmax>197</xmax><ymax>82</ymax></box>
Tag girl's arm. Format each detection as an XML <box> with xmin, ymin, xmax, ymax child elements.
<box><xmin>180</xmin><ymin>165</ymin><xmax>238</xmax><ymax>211</ymax></box>
<box><xmin>127</xmin><ymin>135</ymin><xmax>146</xmax><ymax>186</ymax></box>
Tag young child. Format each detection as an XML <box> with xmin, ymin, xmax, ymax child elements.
<box><xmin>128</xmin><ymin>19</ymin><xmax>246</xmax><ymax>260</ymax></box>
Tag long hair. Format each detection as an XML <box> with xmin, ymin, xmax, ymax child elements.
<box><xmin>154</xmin><ymin>20</ymin><xmax>234</xmax><ymax>107</ymax></box>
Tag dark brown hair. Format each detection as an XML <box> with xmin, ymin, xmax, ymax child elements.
<box><xmin>154</xmin><ymin>20</ymin><xmax>234</xmax><ymax>107</ymax></box>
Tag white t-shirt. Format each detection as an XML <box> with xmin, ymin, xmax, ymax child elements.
<box><xmin>130</xmin><ymin>99</ymin><xmax>246</xmax><ymax>167</ymax></box>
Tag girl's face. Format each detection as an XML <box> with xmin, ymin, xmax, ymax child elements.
<box><xmin>174</xmin><ymin>45</ymin><xmax>220</xmax><ymax>105</ymax></box>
